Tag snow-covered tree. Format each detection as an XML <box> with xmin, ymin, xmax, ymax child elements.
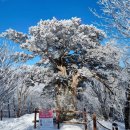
<box><xmin>121</xmin><ymin>56</ymin><xmax>130</xmax><ymax>129</ymax></box>
<box><xmin>0</xmin><ymin>42</ymin><xmax>18</xmax><ymax>110</ymax></box>
<box><xmin>94</xmin><ymin>0</ymin><xmax>130</xmax><ymax>127</ymax></box>
<box><xmin>0</xmin><ymin>18</ymin><xmax>123</xmax><ymax>120</ymax></box>
<box><xmin>93</xmin><ymin>0</ymin><xmax>130</xmax><ymax>39</ymax></box>
<box><xmin>13</xmin><ymin>65</ymin><xmax>58</xmax><ymax>114</ymax></box>
<box><xmin>13</xmin><ymin>67</ymin><xmax>34</xmax><ymax>117</ymax></box>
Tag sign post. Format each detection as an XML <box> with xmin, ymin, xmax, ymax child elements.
<box><xmin>39</xmin><ymin>109</ymin><xmax>54</xmax><ymax>130</ymax></box>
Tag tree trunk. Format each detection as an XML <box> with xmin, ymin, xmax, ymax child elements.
<box><xmin>71</xmin><ymin>72</ymin><xmax>80</xmax><ymax>110</ymax></box>
<box><xmin>23</xmin><ymin>95</ymin><xmax>28</xmax><ymax>114</ymax></box>
<box><xmin>101</xmin><ymin>104</ymin><xmax>109</xmax><ymax>120</ymax></box>
<box><xmin>13</xmin><ymin>97</ymin><xmax>17</xmax><ymax>117</ymax></box>
<box><xmin>55</xmin><ymin>94</ymin><xmax>61</xmax><ymax>110</ymax></box>
<box><xmin>124</xmin><ymin>101</ymin><xmax>130</xmax><ymax>130</ymax></box>
<box><xmin>124</xmin><ymin>86</ymin><xmax>130</xmax><ymax>130</ymax></box>
<box><xmin>17</xmin><ymin>97</ymin><xmax>21</xmax><ymax>117</ymax></box>
<box><xmin>55</xmin><ymin>85</ymin><xmax>61</xmax><ymax>110</ymax></box>
<box><xmin>55</xmin><ymin>65</ymin><xmax>80</xmax><ymax>111</ymax></box>
<box><xmin>57</xmin><ymin>65</ymin><xmax>67</xmax><ymax>77</ymax></box>
<box><xmin>8</xmin><ymin>100</ymin><xmax>10</xmax><ymax>118</ymax></box>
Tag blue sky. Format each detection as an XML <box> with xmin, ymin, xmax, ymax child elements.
<box><xmin>0</xmin><ymin>0</ymin><xmax>125</xmax><ymax>67</ymax></box>
<box><xmin>0</xmin><ymin>0</ymin><xmax>103</xmax><ymax>65</ymax></box>
<box><xmin>0</xmin><ymin>0</ymin><xmax>101</xmax><ymax>33</ymax></box>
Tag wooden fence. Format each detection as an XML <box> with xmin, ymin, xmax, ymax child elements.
<box><xmin>33</xmin><ymin>108</ymin><xmax>119</xmax><ymax>130</ymax></box>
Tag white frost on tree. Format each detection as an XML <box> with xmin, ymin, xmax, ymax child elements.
<box><xmin>0</xmin><ymin>17</ymin><xmax>124</xmax><ymax>120</ymax></box>
<box><xmin>92</xmin><ymin>0</ymin><xmax>130</xmax><ymax>39</ymax></box>
<box><xmin>0</xmin><ymin>42</ymin><xmax>19</xmax><ymax>110</ymax></box>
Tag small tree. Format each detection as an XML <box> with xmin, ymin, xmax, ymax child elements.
<box><xmin>1</xmin><ymin>18</ymin><xmax>122</xmax><ymax>118</ymax></box>
<box><xmin>12</xmin><ymin>65</ymin><xmax>45</xmax><ymax>117</ymax></box>
<box><xmin>0</xmin><ymin>43</ymin><xmax>18</xmax><ymax>111</ymax></box>
<box><xmin>14</xmin><ymin>68</ymin><xmax>35</xmax><ymax>117</ymax></box>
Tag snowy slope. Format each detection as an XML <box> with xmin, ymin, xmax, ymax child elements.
<box><xmin>0</xmin><ymin>114</ymin><xmax>83</xmax><ymax>130</ymax></box>
<box><xmin>0</xmin><ymin>114</ymin><xmax>125</xmax><ymax>130</ymax></box>
<box><xmin>0</xmin><ymin>114</ymin><xmax>36</xmax><ymax>130</ymax></box>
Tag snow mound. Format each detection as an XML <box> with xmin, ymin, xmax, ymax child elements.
<box><xmin>60</xmin><ymin>125</ymin><xmax>83</xmax><ymax>130</ymax></box>
<box><xmin>0</xmin><ymin>114</ymin><xmax>35</xmax><ymax>130</ymax></box>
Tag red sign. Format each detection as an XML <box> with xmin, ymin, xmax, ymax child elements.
<box><xmin>39</xmin><ymin>109</ymin><xmax>53</xmax><ymax>118</ymax></box>
<box><xmin>39</xmin><ymin>109</ymin><xmax>54</xmax><ymax>129</ymax></box>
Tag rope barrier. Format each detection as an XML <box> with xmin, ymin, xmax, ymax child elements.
<box><xmin>97</xmin><ymin>120</ymin><xmax>111</xmax><ymax>130</ymax></box>
<box><xmin>33</xmin><ymin>108</ymin><xmax>120</xmax><ymax>130</ymax></box>
<box><xmin>86</xmin><ymin>119</ymin><xmax>93</xmax><ymax>125</ymax></box>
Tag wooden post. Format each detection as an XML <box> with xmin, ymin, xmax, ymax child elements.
<box><xmin>56</xmin><ymin>110</ymin><xmax>60</xmax><ymax>129</ymax></box>
<box><xmin>0</xmin><ymin>110</ymin><xmax>3</xmax><ymax>121</ymax></box>
<box><xmin>115</xmin><ymin>127</ymin><xmax>118</xmax><ymax>130</ymax></box>
<box><xmin>112</xmin><ymin>123</ymin><xmax>118</xmax><ymax>130</ymax></box>
<box><xmin>93</xmin><ymin>113</ymin><xmax>97</xmax><ymax>130</ymax></box>
<box><xmin>83</xmin><ymin>108</ymin><xmax>87</xmax><ymax>130</ymax></box>
<box><xmin>34</xmin><ymin>108</ymin><xmax>37</xmax><ymax>129</ymax></box>
<box><xmin>57</xmin><ymin>121</ymin><xmax>60</xmax><ymax>129</ymax></box>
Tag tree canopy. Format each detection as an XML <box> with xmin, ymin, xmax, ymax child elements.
<box><xmin>0</xmin><ymin>18</ymin><xmax>122</xmax><ymax>114</ymax></box>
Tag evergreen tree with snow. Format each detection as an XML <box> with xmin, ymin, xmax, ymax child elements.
<box><xmin>0</xmin><ymin>17</ymin><xmax>123</xmax><ymax>120</ymax></box>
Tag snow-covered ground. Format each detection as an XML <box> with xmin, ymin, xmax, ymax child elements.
<box><xmin>0</xmin><ymin>114</ymin><xmax>125</xmax><ymax>130</ymax></box>
<box><xmin>0</xmin><ymin>114</ymin><xmax>35</xmax><ymax>130</ymax></box>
